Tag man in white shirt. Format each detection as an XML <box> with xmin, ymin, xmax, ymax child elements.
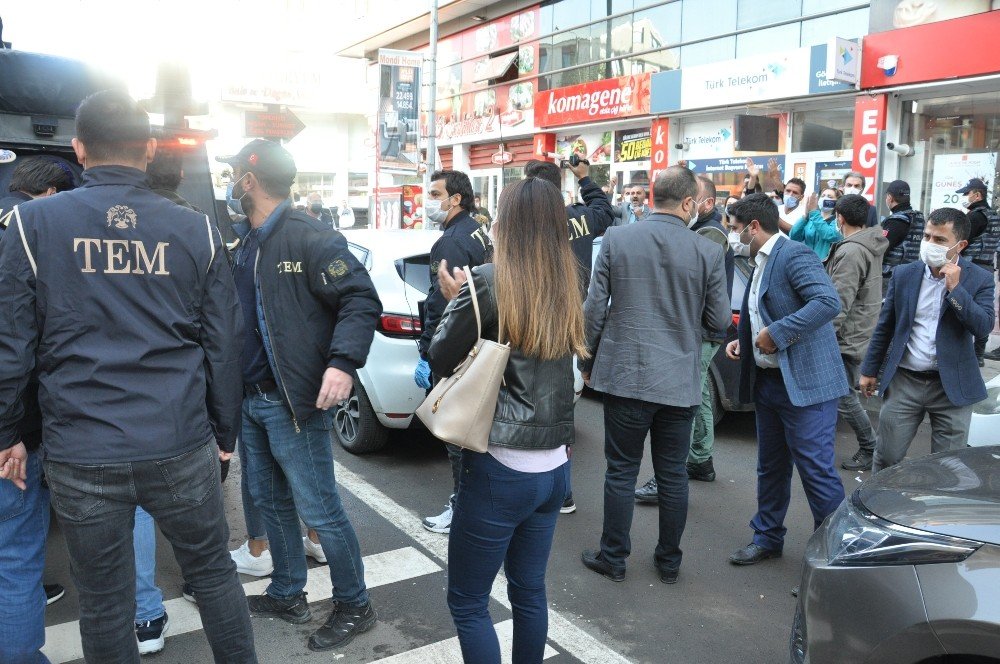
<box><xmin>776</xmin><ymin>177</ymin><xmax>807</xmax><ymax>234</ymax></box>
<box><xmin>860</xmin><ymin>207</ymin><xmax>995</xmax><ymax>473</ymax></box>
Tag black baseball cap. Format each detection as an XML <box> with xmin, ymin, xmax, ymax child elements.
<box><xmin>886</xmin><ymin>179</ymin><xmax>910</xmax><ymax>197</ymax></box>
<box><xmin>216</xmin><ymin>139</ymin><xmax>296</xmax><ymax>186</ymax></box>
<box><xmin>956</xmin><ymin>177</ymin><xmax>988</xmax><ymax>194</ymax></box>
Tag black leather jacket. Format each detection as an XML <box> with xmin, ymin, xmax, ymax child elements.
<box><xmin>426</xmin><ymin>264</ymin><xmax>575</xmax><ymax>450</ymax></box>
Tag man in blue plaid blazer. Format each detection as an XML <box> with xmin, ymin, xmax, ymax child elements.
<box><xmin>724</xmin><ymin>193</ymin><xmax>849</xmax><ymax>566</ymax></box>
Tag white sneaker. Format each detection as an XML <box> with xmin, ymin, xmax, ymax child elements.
<box><xmin>136</xmin><ymin>613</ymin><xmax>169</xmax><ymax>655</ymax></box>
<box><xmin>229</xmin><ymin>541</ymin><xmax>274</xmax><ymax>576</ymax></box>
<box><xmin>421</xmin><ymin>503</ymin><xmax>453</xmax><ymax>534</ymax></box>
<box><xmin>303</xmin><ymin>536</ymin><xmax>327</xmax><ymax>563</ymax></box>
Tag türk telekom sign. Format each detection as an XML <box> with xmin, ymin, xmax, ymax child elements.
<box><xmin>534</xmin><ymin>73</ymin><xmax>651</xmax><ymax>128</ymax></box>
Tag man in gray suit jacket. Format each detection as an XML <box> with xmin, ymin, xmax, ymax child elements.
<box><xmin>579</xmin><ymin>165</ymin><xmax>731</xmax><ymax>585</ymax></box>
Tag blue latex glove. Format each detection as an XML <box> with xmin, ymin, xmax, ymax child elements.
<box><xmin>414</xmin><ymin>358</ymin><xmax>432</xmax><ymax>389</ymax></box>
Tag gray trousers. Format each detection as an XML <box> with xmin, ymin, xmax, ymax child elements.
<box><xmin>838</xmin><ymin>355</ymin><xmax>876</xmax><ymax>452</ymax></box>
<box><xmin>872</xmin><ymin>368</ymin><xmax>972</xmax><ymax>474</ymax></box>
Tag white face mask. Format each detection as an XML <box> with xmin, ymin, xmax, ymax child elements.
<box><xmin>843</xmin><ymin>185</ymin><xmax>862</xmax><ymax>196</ymax></box>
<box><xmin>425</xmin><ymin>197</ymin><xmax>452</xmax><ymax>224</ymax></box>
<box><xmin>919</xmin><ymin>240</ymin><xmax>959</xmax><ymax>269</ymax></box>
<box><xmin>728</xmin><ymin>227</ymin><xmax>751</xmax><ymax>257</ymax></box>
<box><xmin>960</xmin><ymin>195</ymin><xmax>972</xmax><ymax>209</ymax></box>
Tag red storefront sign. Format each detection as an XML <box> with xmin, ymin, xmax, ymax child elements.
<box><xmin>649</xmin><ymin>117</ymin><xmax>670</xmax><ymax>185</ymax></box>
<box><xmin>850</xmin><ymin>94</ymin><xmax>887</xmax><ymax>203</ymax></box>
<box><xmin>534</xmin><ymin>73</ymin><xmax>651</xmax><ymax>128</ymax></box>
<box><xmin>861</xmin><ymin>11</ymin><xmax>1000</xmax><ymax>89</ymax></box>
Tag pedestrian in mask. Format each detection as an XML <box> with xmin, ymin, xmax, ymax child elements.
<box><xmin>859</xmin><ymin>207</ymin><xmax>994</xmax><ymax>474</ymax></box>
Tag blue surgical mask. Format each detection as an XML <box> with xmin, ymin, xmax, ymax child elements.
<box><xmin>226</xmin><ymin>173</ymin><xmax>249</xmax><ymax>216</ymax></box>
<box><xmin>784</xmin><ymin>195</ymin><xmax>799</xmax><ymax>209</ymax></box>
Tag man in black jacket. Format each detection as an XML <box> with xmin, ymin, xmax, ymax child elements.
<box><xmin>0</xmin><ymin>90</ymin><xmax>255</xmax><ymax>663</ymax></box>
<box><xmin>0</xmin><ymin>156</ymin><xmax>74</xmax><ymax>228</ymax></box>
<box><xmin>415</xmin><ymin>169</ymin><xmax>491</xmax><ymax>535</ymax></box>
<box><xmin>957</xmin><ymin>178</ymin><xmax>998</xmax><ymax>364</ymax></box>
<box><xmin>219</xmin><ymin>139</ymin><xmax>382</xmax><ymax>652</ymax></box>
<box><xmin>0</xmin><ymin>154</ymin><xmax>74</xmax><ymax>662</ymax></box>
<box><xmin>524</xmin><ymin>158</ymin><xmax>615</xmax><ymax>293</ymax></box>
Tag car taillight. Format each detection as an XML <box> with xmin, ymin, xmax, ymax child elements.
<box><xmin>732</xmin><ymin>313</ymin><xmax>740</xmax><ymax>327</ymax></box>
<box><xmin>379</xmin><ymin>313</ymin><xmax>422</xmax><ymax>337</ymax></box>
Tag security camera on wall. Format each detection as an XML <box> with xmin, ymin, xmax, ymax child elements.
<box><xmin>886</xmin><ymin>142</ymin><xmax>915</xmax><ymax>157</ymax></box>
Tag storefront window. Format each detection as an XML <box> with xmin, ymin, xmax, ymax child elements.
<box><xmin>680</xmin><ymin>36</ymin><xmax>735</xmax><ymax>67</ymax></box>
<box><xmin>792</xmin><ymin>108</ymin><xmax>855</xmax><ymax>152</ymax></box>
<box><xmin>899</xmin><ymin>92</ymin><xmax>1000</xmax><ymax>214</ymax></box>
<box><xmin>737</xmin><ymin>0</ymin><xmax>802</xmax><ymax>29</ymax></box>
<box><xmin>681</xmin><ymin>0</ymin><xmax>736</xmax><ymax>42</ymax></box>
<box><xmin>736</xmin><ymin>23</ymin><xmax>801</xmax><ymax>58</ymax></box>
<box><xmin>632</xmin><ymin>2</ymin><xmax>682</xmax><ymax>47</ymax></box>
<box><xmin>799</xmin><ymin>9</ymin><xmax>868</xmax><ymax>47</ymax></box>
<box><xmin>801</xmin><ymin>0</ymin><xmax>862</xmax><ymax>13</ymax></box>
<box><xmin>553</xmin><ymin>0</ymin><xmax>592</xmax><ymax>31</ymax></box>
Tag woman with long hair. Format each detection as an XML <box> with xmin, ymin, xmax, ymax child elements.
<box><xmin>427</xmin><ymin>176</ymin><xmax>588</xmax><ymax>664</ymax></box>
<box><xmin>789</xmin><ymin>187</ymin><xmax>844</xmax><ymax>261</ymax></box>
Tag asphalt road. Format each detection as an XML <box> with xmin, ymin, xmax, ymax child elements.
<box><xmin>42</xmin><ymin>390</ymin><xmax>940</xmax><ymax>664</ymax></box>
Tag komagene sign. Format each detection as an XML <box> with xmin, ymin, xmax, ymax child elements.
<box><xmin>534</xmin><ymin>73</ymin><xmax>650</xmax><ymax>128</ymax></box>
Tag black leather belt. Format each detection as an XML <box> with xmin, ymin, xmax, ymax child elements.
<box><xmin>898</xmin><ymin>367</ymin><xmax>939</xmax><ymax>380</ymax></box>
<box><xmin>245</xmin><ymin>379</ymin><xmax>278</xmax><ymax>397</ymax></box>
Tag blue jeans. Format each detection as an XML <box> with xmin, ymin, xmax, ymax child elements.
<box><xmin>133</xmin><ymin>507</ymin><xmax>165</xmax><ymax>623</ymax></box>
<box><xmin>237</xmin><ymin>438</ymin><xmax>267</xmax><ymax>541</ymax></box>
<box><xmin>0</xmin><ymin>450</ymin><xmax>50</xmax><ymax>664</ymax></box>
<box><xmin>601</xmin><ymin>395</ymin><xmax>697</xmax><ymax>572</ymax></box>
<box><xmin>448</xmin><ymin>450</ymin><xmax>569</xmax><ymax>664</ymax></box>
<box><xmin>241</xmin><ymin>391</ymin><xmax>368</xmax><ymax>605</ymax></box>
<box><xmin>750</xmin><ymin>370</ymin><xmax>846</xmax><ymax>550</ymax></box>
<box><xmin>45</xmin><ymin>443</ymin><xmax>257</xmax><ymax>664</ymax></box>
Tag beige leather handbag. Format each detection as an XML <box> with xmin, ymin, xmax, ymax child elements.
<box><xmin>415</xmin><ymin>268</ymin><xmax>510</xmax><ymax>453</ymax></box>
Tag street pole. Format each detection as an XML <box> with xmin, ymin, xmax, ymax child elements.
<box><xmin>423</xmin><ymin>0</ymin><xmax>439</xmax><ymax>227</ymax></box>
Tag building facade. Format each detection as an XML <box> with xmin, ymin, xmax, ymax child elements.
<box><xmin>346</xmin><ymin>0</ymin><xmax>1000</xmax><ymax>221</ymax></box>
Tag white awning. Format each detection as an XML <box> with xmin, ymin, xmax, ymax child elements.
<box><xmin>472</xmin><ymin>52</ymin><xmax>518</xmax><ymax>83</ymax></box>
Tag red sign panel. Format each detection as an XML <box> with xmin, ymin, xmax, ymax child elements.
<box><xmin>850</xmin><ymin>94</ymin><xmax>887</xmax><ymax>203</ymax></box>
<box><xmin>244</xmin><ymin>109</ymin><xmax>305</xmax><ymax>141</ymax></box>
<box><xmin>649</xmin><ymin>117</ymin><xmax>670</xmax><ymax>186</ymax></box>
<box><xmin>861</xmin><ymin>10</ymin><xmax>1000</xmax><ymax>89</ymax></box>
<box><xmin>534</xmin><ymin>73</ymin><xmax>651</xmax><ymax>128</ymax></box>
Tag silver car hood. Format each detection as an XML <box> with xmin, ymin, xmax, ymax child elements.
<box><xmin>858</xmin><ymin>445</ymin><xmax>1000</xmax><ymax>546</ymax></box>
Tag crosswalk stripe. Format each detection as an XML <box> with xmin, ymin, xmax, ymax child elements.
<box><xmin>372</xmin><ymin>619</ymin><xmax>558</xmax><ymax>663</ymax></box>
<box><xmin>333</xmin><ymin>461</ymin><xmax>636</xmax><ymax>664</ymax></box>
<box><xmin>42</xmin><ymin>546</ymin><xmax>441</xmax><ymax>663</ymax></box>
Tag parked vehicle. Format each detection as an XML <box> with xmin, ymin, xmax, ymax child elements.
<box><xmin>791</xmin><ymin>445</ymin><xmax>1000</xmax><ymax>664</ymax></box>
<box><xmin>0</xmin><ymin>50</ymin><xmax>223</xmax><ymax>235</ymax></box>
<box><xmin>334</xmin><ymin>228</ymin><xmax>584</xmax><ymax>454</ymax></box>
<box><xmin>967</xmin><ymin>372</ymin><xmax>1000</xmax><ymax>447</ymax></box>
<box><xmin>333</xmin><ymin>229</ymin><xmax>438</xmax><ymax>454</ymax></box>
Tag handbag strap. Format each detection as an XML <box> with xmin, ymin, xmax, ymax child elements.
<box><xmin>464</xmin><ymin>266</ymin><xmax>483</xmax><ymax>339</ymax></box>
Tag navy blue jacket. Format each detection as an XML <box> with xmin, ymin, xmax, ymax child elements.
<box><xmin>861</xmin><ymin>258</ymin><xmax>994</xmax><ymax>407</ymax></box>
<box><xmin>737</xmin><ymin>236</ymin><xmax>848</xmax><ymax>407</ymax></box>
<box><xmin>568</xmin><ymin>176</ymin><xmax>615</xmax><ymax>293</ymax></box>
<box><xmin>419</xmin><ymin>209</ymin><xmax>490</xmax><ymax>358</ymax></box>
<box><xmin>0</xmin><ymin>191</ymin><xmax>42</xmax><ymax>451</ymax></box>
<box><xmin>232</xmin><ymin>207</ymin><xmax>382</xmax><ymax>428</ymax></box>
<box><xmin>0</xmin><ymin>166</ymin><xmax>244</xmax><ymax>463</ymax></box>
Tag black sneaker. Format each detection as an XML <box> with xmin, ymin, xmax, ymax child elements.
<box><xmin>687</xmin><ymin>458</ymin><xmax>716</xmax><ymax>482</ymax></box>
<box><xmin>634</xmin><ymin>477</ymin><xmax>658</xmax><ymax>504</ymax></box>
<box><xmin>984</xmin><ymin>347</ymin><xmax>1000</xmax><ymax>362</ymax></box>
<box><xmin>307</xmin><ymin>601</ymin><xmax>377</xmax><ymax>651</ymax></box>
<box><xmin>841</xmin><ymin>449</ymin><xmax>874</xmax><ymax>472</ymax></box>
<box><xmin>560</xmin><ymin>493</ymin><xmax>577</xmax><ymax>514</ymax></box>
<box><xmin>136</xmin><ymin>613</ymin><xmax>169</xmax><ymax>655</ymax></box>
<box><xmin>44</xmin><ymin>584</ymin><xmax>65</xmax><ymax>606</ymax></box>
<box><xmin>248</xmin><ymin>592</ymin><xmax>311</xmax><ymax>625</ymax></box>
<box><xmin>181</xmin><ymin>583</ymin><xmax>196</xmax><ymax>604</ymax></box>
